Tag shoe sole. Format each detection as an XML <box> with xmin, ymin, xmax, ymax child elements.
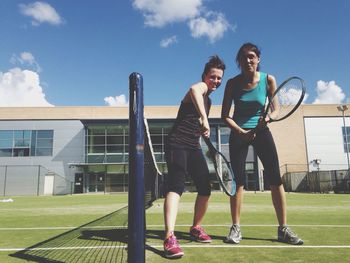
<box><xmin>224</xmin><ymin>239</ymin><xmax>241</xmax><ymax>244</ymax></box>
<box><xmin>164</xmin><ymin>252</ymin><xmax>184</xmax><ymax>258</ymax></box>
<box><xmin>190</xmin><ymin>235</ymin><xmax>212</xmax><ymax>243</ymax></box>
<box><xmin>278</xmin><ymin>238</ymin><xmax>304</xmax><ymax>245</ymax></box>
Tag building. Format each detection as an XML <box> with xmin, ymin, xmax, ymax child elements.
<box><xmin>0</xmin><ymin>104</ymin><xmax>349</xmax><ymax>196</ymax></box>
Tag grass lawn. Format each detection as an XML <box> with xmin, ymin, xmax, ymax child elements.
<box><xmin>1</xmin><ymin>192</ymin><xmax>350</xmax><ymax>262</ymax></box>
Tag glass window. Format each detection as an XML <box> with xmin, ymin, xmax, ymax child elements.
<box><xmin>87</xmin><ymin>155</ymin><xmax>105</xmax><ymax>163</ymax></box>
<box><xmin>107</xmin><ymin>135</ymin><xmax>124</xmax><ymax>145</ymax></box>
<box><xmin>220</xmin><ymin>127</ymin><xmax>231</xmax><ymax>144</ymax></box>
<box><xmin>151</xmin><ymin>135</ymin><xmax>162</xmax><ymax>145</ymax></box>
<box><xmin>89</xmin><ymin>146</ymin><xmax>105</xmax><ymax>154</ymax></box>
<box><xmin>0</xmin><ymin>140</ymin><xmax>12</xmax><ymax>148</ymax></box>
<box><xmin>107</xmin><ymin>164</ymin><xmax>125</xmax><ymax>174</ymax></box>
<box><xmin>87</xmin><ymin>165</ymin><xmax>106</xmax><ymax>173</ymax></box>
<box><xmin>85</xmin><ymin>124</ymin><xmax>129</xmax><ymax>163</ymax></box>
<box><xmin>0</xmin><ymin>130</ymin><xmax>13</xmax><ymax>140</ymax></box>
<box><xmin>88</xmin><ymin>127</ymin><xmax>105</xmax><ymax>136</ymax></box>
<box><xmin>153</xmin><ymin>144</ymin><xmax>163</xmax><ymax>153</ymax></box>
<box><xmin>107</xmin><ymin>154</ymin><xmax>125</xmax><ymax>163</ymax></box>
<box><xmin>31</xmin><ymin>132</ymin><xmax>37</xmax><ymax>156</ymax></box>
<box><xmin>14</xmin><ymin>130</ymin><xmax>31</xmax><ymax>139</ymax></box>
<box><xmin>341</xmin><ymin>127</ymin><xmax>350</xmax><ymax>153</ymax></box>
<box><xmin>0</xmin><ymin>139</ymin><xmax>13</xmax><ymax>154</ymax></box>
<box><xmin>14</xmin><ymin>139</ymin><xmax>30</xmax><ymax>147</ymax></box>
<box><xmin>36</xmin><ymin>148</ymin><xmax>53</xmax><ymax>156</ymax></box>
<box><xmin>13</xmin><ymin>148</ymin><xmax>30</xmax><ymax>157</ymax></box>
<box><xmin>149</xmin><ymin>124</ymin><xmax>163</xmax><ymax>134</ymax></box>
<box><xmin>154</xmin><ymin>153</ymin><xmax>163</xmax><ymax>162</ymax></box>
<box><xmin>34</xmin><ymin>130</ymin><xmax>53</xmax><ymax>156</ymax></box>
<box><xmin>107</xmin><ymin>145</ymin><xmax>124</xmax><ymax>153</ymax></box>
<box><xmin>88</xmin><ymin>135</ymin><xmax>105</xmax><ymax>145</ymax></box>
<box><xmin>0</xmin><ymin>129</ymin><xmax>53</xmax><ymax>157</ymax></box>
<box><xmin>124</xmin><ymin>135</ymin><xmax>129</xmax><ymax>144</ymax></box>
<box><xmin>37</xmin><ymin>130</ymin><xmax>53</xmax><ymax>138</ymax></box>
<box><xmin>106</xmin><ymin>126</ymin><xmax>124</xmax><ymax>135</ymax></box>
<box><xmin>36</xmin><ymin>139</ymin><xmax>53</xmax><ymax>148</ymax></box>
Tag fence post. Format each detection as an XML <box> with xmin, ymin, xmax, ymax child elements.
<box><xmin>3</xmin><ymin>165</ymin><xmax>7</xmax><ymax>196</ymax></box>
<box><xmin>37</xmin><ymin>165</ymin><xmax>41</xmax><ymax>196</ymax></box>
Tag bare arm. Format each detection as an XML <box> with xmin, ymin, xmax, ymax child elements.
<box><xmin>265</xmin><ymin>75</ymin><xmax>279</xmax><ymax>122</ymax></box>
<box><xmin>221</xmin><ymin>79</ymin><xmax>241</xmax><ymax>133</ymax></box>
<box><xmin>187</xmin><ymin>82</ymin><xmax>210</xmax><ymax>137</ymax></box>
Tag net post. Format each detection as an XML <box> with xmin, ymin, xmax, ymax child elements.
<box><xmin>128</xmin><ymin>72</ymin><xmax>145</xmax><ymax>262</ymax></box>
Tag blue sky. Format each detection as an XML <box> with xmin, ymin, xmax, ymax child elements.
<box><xmin>0</xmin><ymin>0</ymin><xmax>349</xmax><ymax>107</ymax></box>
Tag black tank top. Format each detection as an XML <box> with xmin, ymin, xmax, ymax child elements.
<box><xmin>167</xmin><ymin>98</ymin><xmax>211</xmax><ymax>149</ymax></box>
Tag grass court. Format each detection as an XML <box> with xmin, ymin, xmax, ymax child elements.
<box><xmin>0</xmin><ymin>192</ymin><xmax>349</xmax><ymax>262</ymax></box>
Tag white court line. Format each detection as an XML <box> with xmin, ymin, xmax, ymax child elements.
<box><xmin>1</xmin><ymin>245</ymin><xmax>350</xmax><ymax>252</ymax></box>
<box><xmin>0</xmin><ymin>226</ymin><xmax>127</xmax><ymax>231</ymax></box>
<box><xmin>147</xmin><ymin>224</ymin><xmax>350</xmax><ymax>228</ymax></box>
<box><xmin>1</xmin><ymin>224</ymin><xmax>350</xmax><ymax>231</ymax></box>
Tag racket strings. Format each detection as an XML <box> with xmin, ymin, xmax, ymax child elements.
<box><xmin>214</xmin><ymin>154</ymin><xmax>234</xmax><ymax>194</ymax></box>
<box><xmin>269</xmin><ymin>78</ymin><xmax>305</xmax><ymax>120</ymax></box>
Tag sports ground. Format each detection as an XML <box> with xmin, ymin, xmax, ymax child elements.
<box><xmin>0</xmin><ymin>192</ymin><xmax>349</xmax><ymax>262</ymax></box>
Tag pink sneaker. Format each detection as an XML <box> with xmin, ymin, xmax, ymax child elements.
<box><xmin>163</xmin><ymin>234</ymin><xmax>184</xmax><ymax>258</ymax></box>
<box><xmin>190</xmin><ymin>226</ymin><xmax>212</xmax><ymax>243</ymax></box>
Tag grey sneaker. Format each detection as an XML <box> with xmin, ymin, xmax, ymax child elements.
<box><xmin>224</xmin><ymin>224</ymin><xmax>242</xmax><ymax>244</ymax></box>
<box><xmin>278</xmin><ymin>226</ymin><xmax>303</xmax><ymax>245</ymax></box>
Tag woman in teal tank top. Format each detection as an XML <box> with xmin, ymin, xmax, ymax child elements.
<box><xmin>221</xmin><ymin>43</ymin><xmax>303</xmax><ymax>245</ymax></box>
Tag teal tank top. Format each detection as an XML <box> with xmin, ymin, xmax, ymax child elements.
<box><xmin>232</xmin><ymin>72</ymin><xmax>268</xmax><ymax>128</ymax></box>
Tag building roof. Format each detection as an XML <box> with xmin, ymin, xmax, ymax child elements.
<box><xmin>0</xmin><ymin>104</ymin><xmax>345</xmax><ymax>120</ymax></box>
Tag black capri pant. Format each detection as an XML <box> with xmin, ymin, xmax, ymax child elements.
<box><xmin>229</xmin><ymin>127</ymin><xmax>282</xmax><ymax>187</ymax></box>
<box><xmin>165</xmin><ymin>146</ymin><xmax>211</xmax><ymax>196</ymax></box>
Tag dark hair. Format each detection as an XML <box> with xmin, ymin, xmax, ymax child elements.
<box><xmin>201</xmin><ymin>55</ymin><xmax>226</xmax><ymax>81</ymax></box>
<box><xmin>235</xmin><ymin>42</ymin><xmax>261</xmax><ymax>71</ymax></box>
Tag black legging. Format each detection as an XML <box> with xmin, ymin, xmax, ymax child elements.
<box><xmin>229</xmin><ymin>127</ymin><xmax>282</xmax><ymax>187</ymax></box>
<box><xmin>165</xmin><ymin>146</ymin><xmax>211</xmax><ymax>196</ymax></box>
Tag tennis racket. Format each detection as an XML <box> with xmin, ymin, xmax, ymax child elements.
<box><xmin>203</xmin><ymin>137</ymin><xmax>236</xmax><ymax>196</ymax></box>
<box><xmin>261</xmin><ymin>76</ymin><xmax>306</xmax><ymax>124</ymax></box>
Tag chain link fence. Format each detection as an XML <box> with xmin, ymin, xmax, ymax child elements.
<box><xmin>282</xmin><ymin>166</ymin><xmax>350</xmax><ymax>193</ymax></box>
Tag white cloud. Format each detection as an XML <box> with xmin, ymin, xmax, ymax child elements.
<box><xmin>312</xmin><ymin>80</ymin><xmax>345</xmax><ymax>104</ymax></box>
<box><xmin>104</xmin><ymin>95</ymin><xmax>129</xmax><ymax>106</ymax></box>
<box><xmin>278</xmin><ymin>87</ymin><xmax>308</xmax><ymax>105</ymax></box>
<box><xmin>160</xmin><ymin>35</ymin><xmax>178</xmax><ymax>48</ymax></box>
<box><xmin>0</xmin><ymin>68</ymin><xmax>53</xmax><ymax>107</ymax></box>
<box><xmin>188</xmin><ymin>12</ymin><xmax>232</xmax><ymax>43</ymax></box>
<box><xmin>132</xmin><ymin>0</ymin><xmax>234</xmax><ymax>43</ymax></box>
<box><xmin>132</xmin><ymin>0</ymin><xmax>202</xmax><ymax>27</ymax></box>
<box><xmin>19</xmin><ymin>1</ymin><xmax>63</xmax><ymax>26</ymax></box>
<box><xmin>10</xmin><ymin>52</ymin><xmax>42</xmax><ymax>72</ymax></box>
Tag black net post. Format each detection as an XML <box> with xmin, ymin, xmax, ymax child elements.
<box><xmin>128</xmin><ymin>72</ymin><xmax>145</xmax><ymax>262</ymax></box>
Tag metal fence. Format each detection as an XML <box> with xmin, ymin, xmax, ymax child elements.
<box><xmin>2</xmin><ymin>164</ymin><xmax>349</xmax><ymax>196</ymax></box>
<box><xmin>282</xmin><ymin>169</ymin><xmax>350</xmax><ymax>193</ymax></box>
<box><xmin>0</xmin><ymin>165</ymin><xmax>73</xmax><ymax>196</ymax></box>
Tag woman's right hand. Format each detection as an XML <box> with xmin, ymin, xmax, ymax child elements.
<box><xmin>200</xmin><ymin>118</ymin><xmax>210</xmax><ymax>138</ymax></box>
<box><xmin>237</xmin><ymin>129</ymin><xmax>255</xmax><ymax>142</ymax></box>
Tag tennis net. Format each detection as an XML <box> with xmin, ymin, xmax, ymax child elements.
<box><xmin>144</xmin><ymin>118</ymin><xmax>163</xmax><ymax>208</ymax></box>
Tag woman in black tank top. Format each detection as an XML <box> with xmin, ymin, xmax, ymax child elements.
<box><xmin>163</xmin><ymin>55</ymin><xmax>225</xmax><ymax>258</ymax></box>
<box><xmin>167</xmin><ymin>98</ymin><xmax>211</xmax><ymax>149</ymax></box>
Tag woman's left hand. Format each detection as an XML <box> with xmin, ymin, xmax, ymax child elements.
<box><xmin>257</xmin><ymin>115</ymin><xmax>269</xmax><ymax>129</ymax></box>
